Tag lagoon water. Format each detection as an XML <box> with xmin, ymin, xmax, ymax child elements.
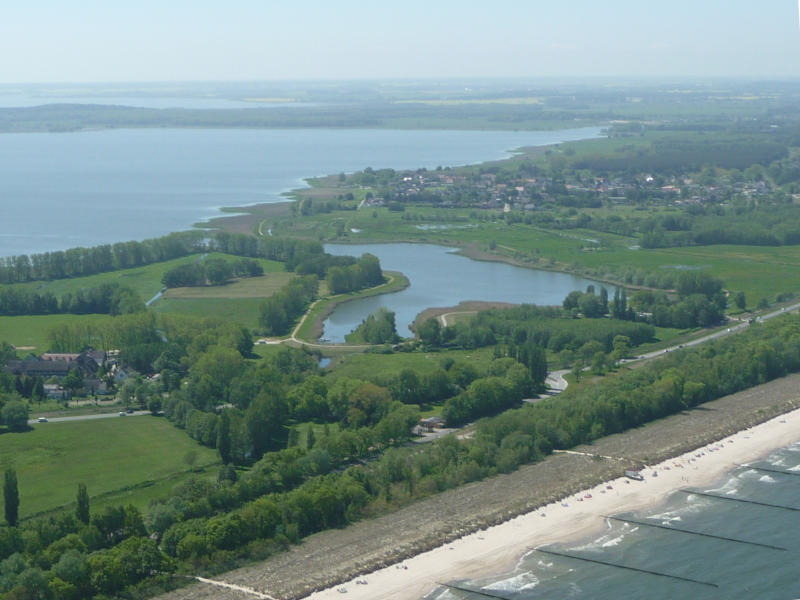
<box><xmin>432</xmin><ymin>442</ymin><xmax>800</xmax><ymax>600</ymax></box>
<box><xmin>0</xmin><ymin>126</ymin><xmax>601</xmax><ymax>258</ymax></box>
<box><xmin>323</xmin><ymin>243</ymin><xmax>602</xmax><ymax>342</ymax></box>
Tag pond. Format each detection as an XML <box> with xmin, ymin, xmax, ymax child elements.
<box><xmin>322</xmin><ymin>243</ymin><xmax>606</xmax><ymax>343</ymax></box>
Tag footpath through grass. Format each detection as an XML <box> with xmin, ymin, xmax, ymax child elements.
<box><xmin>0</xmin><ymin>416</ymin><xmax>218</xmax><ymax>519</ymax></box>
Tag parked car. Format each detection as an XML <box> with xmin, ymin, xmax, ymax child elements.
<box><xmin>37</xmin><ymin>417</ymin><xmax>48</xmax><ymax>423</ymax></box>
<box><xmin>118</xmin><ymin>411</ymin><xmax>127</xmax><ymax>416</ymax></box>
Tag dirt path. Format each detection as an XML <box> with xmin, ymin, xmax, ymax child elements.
<box><xmin>189</xmin><ymin>576</ymin><xmax>280</xmax><ymax>600</ymax></box>
<box><xmin>437</xmin><ymin>310</ymin><xmax>477</xmax><ymax>327</ymax></box>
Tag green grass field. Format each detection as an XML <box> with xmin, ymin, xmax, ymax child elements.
<box><xmin>0</xmin><ymin>416</ymin><xmax>218</xmax><ymax>519</ymax></box>
<box><xmin>150</xmin><ymin>297</ymin><xmax>266</xmax><ymax>328</ymax></box>
<box><xmin>330</xmin><ymin>347</ymin><xmax>495</xmax><ymax>382</ymax></box>
<box><xmin>162</xmin><ymin>272</ymin><xmax>296</xmax><ymax>300</ymax></box>
<box><xmin>0</xmin><ymin>314</ymin><xmax>113</xmax><ymax>352</ymax></box>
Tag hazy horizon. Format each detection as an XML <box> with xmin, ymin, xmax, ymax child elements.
<box><xmin>3</xmin><ymin>0</ymin><xmax>799</xmax><ymax>84</ymax></box>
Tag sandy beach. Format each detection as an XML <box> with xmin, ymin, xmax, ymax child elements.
<box><xmin>305</xmin><ymin>407</ymin><xmax>800</xmax><ymax>600</ymax></box>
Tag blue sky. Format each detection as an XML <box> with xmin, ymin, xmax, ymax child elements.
<box><xmin>2</xmin><ymin>0</ymin><xmax>799</xmax><ymax>82</ymax></box>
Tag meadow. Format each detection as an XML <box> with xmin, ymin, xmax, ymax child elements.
<box><xmin>150</xmin><ymin>297</ymin><xmax>266</xmax><ymax>328</ymax></box>
<box><xmin>151</xmin><ymin>270</ymin><xmax>297</xmax><ymax>327</ymax></box>
<box><xmin>0</xmin><ymin>314</ymin><xmax>113</xmax><ymax>351</ymax></box>
<box><xmin>0</xmin><ymin>416</ymin><xmax>219</xmax><ymax>519</ymax></box>
<box><xmin>328</xmin><ymin>346</ymin><xmax>496</xmax><ymax>382</ymax></box>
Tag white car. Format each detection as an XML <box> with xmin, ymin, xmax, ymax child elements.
<box><xmin>37</xmin><ymin>417</ymin><xmax>48</xmax><ymax>423</ymax></box>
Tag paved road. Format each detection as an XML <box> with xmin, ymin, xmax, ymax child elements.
<box><xmin>28</xmin><ymin>410</ymin><xmax>149</xmax><ymax>425</ymax></box>
<box><xmin>548</xmin><ymin>301</ymin><xmax>800</xmax><ymax>393</ymax></box>
<box><xmin>633</xmin><ymin>301</ymin><xmax>800</xmax><ymax>362</ymax></box>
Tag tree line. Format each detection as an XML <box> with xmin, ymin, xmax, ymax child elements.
<box><xmin>259</xmin><ymin>276</ymin><xmax>318</xmax><ymax>336</ymax></box>
<box><xmin>0</xmin><ymin>231</ymin><xmax>207</xmax><ymax>284</ymax></box>
<box><xmin>418</xmin><ymin>290</ymin><xmax>655</xmax><ymax>354</ymax></box>
<box><xmin>161</xmin><ymin>257</ymin><xmax>264</xmax><ymax>288</ymax></box>
<box><xmin>0</xmin><ymin>282</ymin><xmax>143</xmax><ymax>317</ymax></box>
<box><xmin>0</xmin><ymin>229</ymin><xmax>347</xmax><ymax>286</ymax></box>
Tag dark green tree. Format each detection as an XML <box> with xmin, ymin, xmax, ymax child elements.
<box><xmin>217</xmin><ymin>410</ymin><xmax>232</xmax><ymax>464</ymax></box>
<box><xmin>734</xmin><ymin>291</ymin><xmax>747</xmax><ymax>311</ymax></box>
<box><xmin>4</xmin><ymin>469</ymin><xmax>19</xmax><ymax>526</ymax></box>
<box><xmin>306</xmin><ymin>424</ymin><xmax>316</xmax><ymax>450</ymax></box>
<box><xmin>417</xmin><ymin>317</ymin><xmax>441</xmax><ymax>346</ymax></box>
<box><xmin>63</xmin><ymin>368</ymin><xmax>84</xmax><ymax>398</ymax></box>
<box><xmin>1</xmin><ymin>399</ymin><xmax>29</xmax><ymax>431</ymax></box>
<box><xmin>76</xmin><ymin>483</ymin><xmax>90</xmax><ymax>524</ymax></box>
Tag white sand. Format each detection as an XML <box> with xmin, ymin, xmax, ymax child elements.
<box><xmin>304</xmin><ymin>407</ymin><xmax>800</xmax><ymax>600</ymax></box>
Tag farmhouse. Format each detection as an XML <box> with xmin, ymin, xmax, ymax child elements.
<box><xmin>4</xmin><ymin>350</ymin><xmax>103</xmax><ymax>378</ymax></box>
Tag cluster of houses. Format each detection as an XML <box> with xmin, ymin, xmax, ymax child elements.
<box><xmin>359</xmin><ymin>166</ymin><xmax>781</xmax><ymax>213</ymax></box>
<box><xmin>4</xmin><ymin>349</ymin><xmax>126</xmax><ymax>398</ymax></box>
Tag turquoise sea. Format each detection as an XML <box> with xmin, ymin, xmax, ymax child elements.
<box><xmin>431</xmin><ymin>442</ymin><xmax>800</xmax><ymax>599</ymax></box>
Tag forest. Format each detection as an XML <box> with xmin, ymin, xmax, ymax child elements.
<box><xmin>0</xmin><ymin>283</ymin><xmax>143</xmax><ymax>317</ymax></box>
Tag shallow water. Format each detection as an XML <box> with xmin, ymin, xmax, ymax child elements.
<box><xmin>434</xmin><ymin>443</ymin><xmax>800</xmax><ymax>599</ymax></box>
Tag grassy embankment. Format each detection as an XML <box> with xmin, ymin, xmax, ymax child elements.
<box><xmin>0</xmin><ymin>416</ymin><xmax>219</xmax><ymax>520</ymax></box>
<box><xmin>291</xmin><ymin>270</ymin><xmax>410</xmax><ymax>344</ymax></box>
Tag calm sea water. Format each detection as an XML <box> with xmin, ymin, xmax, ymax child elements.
<box><xmin>323</xmin><ymin>244</ymin><xmax>603</xmax><ymax>341</ymax></box>
<box><xmin>0</xmin><ymin>127</ymin><xmax>601</xmax><ymax>258</ymax></box>
<box><xmin>432</xmin><ymin>442</ymin><xmax>800</xmax><ymax>600</ymax></box>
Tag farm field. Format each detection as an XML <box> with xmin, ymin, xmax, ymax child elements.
<box><xmin>0</xmin><ymin>416</ymin><xmax>219</xmax><ymax>519</ymax></box>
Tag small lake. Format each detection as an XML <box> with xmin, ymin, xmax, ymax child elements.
<box><xmin>322</xmin><ymin>243</ymin><xmax>604</xmax><ymax>342</ymax></box>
